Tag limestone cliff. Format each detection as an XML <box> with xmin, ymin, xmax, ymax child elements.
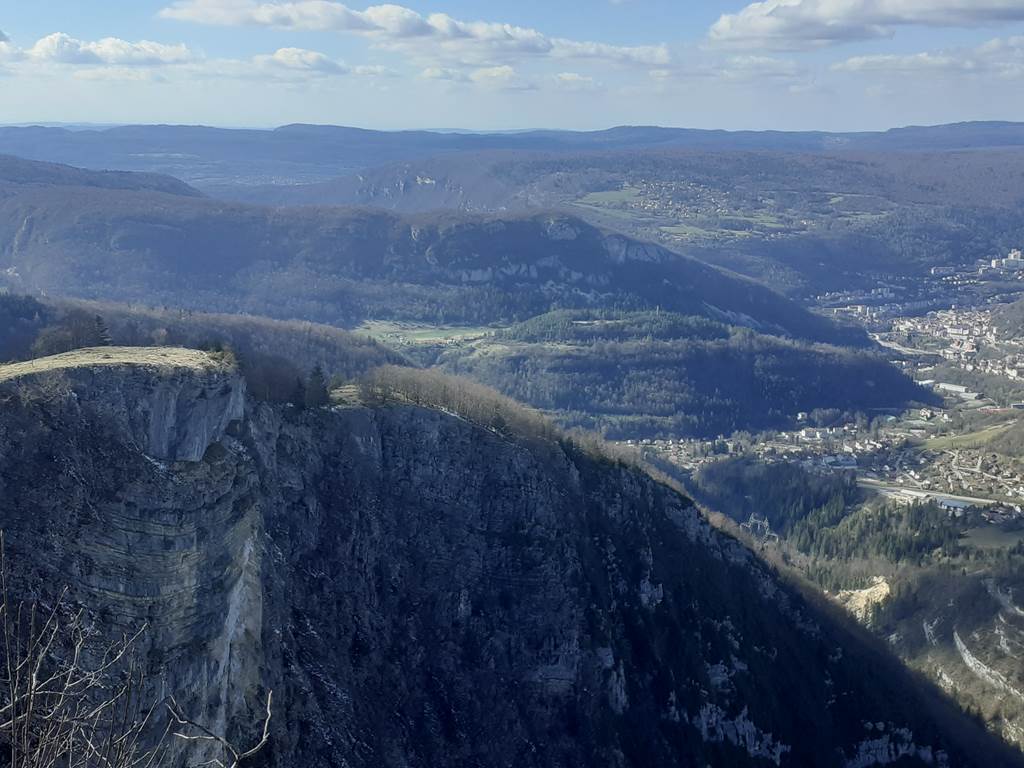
<box><xmin>0</xmin><ymin>347</ymin><xmax>243</xmax><ymax>461</ymax></box>
<box><xmin>0</xmin><ymin>349</ymin><xmax>1017</xmax><ymax>767</ymax></box>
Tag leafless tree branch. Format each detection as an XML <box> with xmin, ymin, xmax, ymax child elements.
<box><xmin>0</xmin><ymin>531</ymin><xmax>271</xmax><ymax>768</ymax></box>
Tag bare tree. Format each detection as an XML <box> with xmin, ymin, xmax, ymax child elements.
<box><xmin>0</xmin><ymin>533</ymin><xmax>272</xmax><ymax>768</ymax></box>
<box><xmin>166</xmin><ymin>693</ymin><xmax>272</xmax><ymax>768</ymax></box>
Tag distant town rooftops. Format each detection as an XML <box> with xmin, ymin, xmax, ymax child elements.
<box><xmin>939</xmin><ymin>499</ymin><xmax>973</xmax><ymax>510</ymax></box>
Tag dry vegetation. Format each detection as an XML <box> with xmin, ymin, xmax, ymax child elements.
<box><xmin>360</xmin><ymin>365</ymin><xmax>561</xmax><ymax>443</ymax></box>
<box><xmin>0</xmin><ymin>534</ymin><xmax>271</xmax><ymax>768</ymax></box>
<box><xmin>360</xmin><ymin>365</ymin><xmax>652</xmax><ymax>472</ymax></box>
<box><xmin>0</xmin><ymin>348</ymin><xmax>227</xmax><ymax>384</ymax></box>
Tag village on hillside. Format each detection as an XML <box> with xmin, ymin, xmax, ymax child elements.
<box><xmin>637</xmin><ymin>248</ymin><xmax>1024</xmax><ymax>530</ymax></box>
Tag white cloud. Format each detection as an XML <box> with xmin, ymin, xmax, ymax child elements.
<box><xmin>27</xmin><ymin>33</ymin><xmax>194</xmax><ymax>66</ymax></box>
<box><xmin>160</xmin><ymin>0</ymin><xmax>670</xmax><ymax>67</ymax></box>
<box><xmin>161</xmin><ymin>0</ymin><xmax>375</xmax><ymax>30</ymax></box>
<box><xmin>420</xmin><ymin>66</ymin><xmax>469</xmax><ymax>82</ymax></box>
<box><xmin>1</xmin><ymin>31</ymin><xmax>392</xmax><ymax>86</ymax></box>
<box><xmin>73</xmin><ymin>67</ymin><xmax>167</xmax><ymax>82</ymax></box>
<box><xmin>420</xmin><ymin>63</ymin><xmax>534</xmax><ymax>89</ymax></box>
<box><xmin>474</xmin><ymin>66</ymin><xmax>534</xmax><ymax>90</ymax></box>
<box><xmin>832</xmin><ymin>35</ymin><xmax>1024</xmax><ymax>77</ymax></box>
<box><xmin>249</xmin><ymin>47</ymin><xmax>392</xmax><ymax>78</ymax></box>
<box><xmin>0</xmin><ymin>40</ymin><xmax>20</xmax><ymax>62</ymax></box>
<box><xmin>364</xmin><ymin>5</ymin><xmax>436</xmax><ymax>37</ymax></box>
<box><xmin>709</xmin><ymin>0</ymin><xmax>1024</xmax><ymax>51</ymax></box>
<box><xmin>353</xmin><ymin>63</ymin><xmax>394</xmax><ymax>76</ymax></box>
<box><xmin>256</xmin><ymin>46</ymin><xmax>349</xmax><ymax>74</ymax></box>
<box><xmin>553</xmin><ymin>71</ymin><xmax>597</xmax><ymax>91</ymax></box>
<box><xmin>549</xmin><ymin>38</ymin><xmax>668</xmax><ymax>65</ymax></box>
<box><xmin>720</xmin><ymin>55</ymin><xmax>803</xmax><ymax>80</ymax></box>
<box><xmin>645</xmin><ymin>55</ymin><xmax>805</xmax><ymax>85</ymax></box>
<box><xmin>833</xmin><ymin>51</ymin><xmax>966</xmax><ymax>73</ymax></box>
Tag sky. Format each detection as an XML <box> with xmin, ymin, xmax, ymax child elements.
<box><xmin>3</xmin><ymin>0</ymin><xmax>1024</xmax><ymax>131</ymax></box>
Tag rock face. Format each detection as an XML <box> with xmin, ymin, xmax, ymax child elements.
<box><xmin>0</xmin><ymin>347</ymin><xmax>244</xmax><ymax>461</ymax></box>
<box><xmin>0</xmin><ymin>349</ymin><xmax>1017</xmax><ymax>767</ymax></box>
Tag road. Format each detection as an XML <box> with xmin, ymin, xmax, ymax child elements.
<box><xmin>870</xmin><ymin>334</ymin><xmax>940</xmax><ymax>358</ymax></box>
<box><xmin>858</xmin><ymin>478</ymin><xmax>1000</xmax><ymax>507</ymax></box>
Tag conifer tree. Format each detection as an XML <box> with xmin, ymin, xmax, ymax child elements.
<box><xmin>291</xmin><ymin>376</ymin><xmax>307</xmax><ymax>410</ymax></box>
<box><xmin>94</xmin><ymin>314</ymin><xmax>113</xmax><ymax>346</ymax></box>
<box><xmin>305</xmin><ymin>364</ymin><xmax>330</xmax><ymax>408</ymax></box>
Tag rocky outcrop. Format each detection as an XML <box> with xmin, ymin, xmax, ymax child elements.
<box><xmin>0</xmin><ymin>349</ymin><xmax>1016</xmax><ymax>767</ymax></box>
<box><xmin>0</xmin><ymin>346</ymin><xmax>244</xmax><ymax>461</ymax></box>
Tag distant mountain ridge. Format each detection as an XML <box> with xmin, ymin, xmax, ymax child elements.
<box><xmin>211</xmin><ymin>144</ymin><xmax>1024</xmax><ymax>214</ymax></box>
<box><xmin>0</xmin><ymin>154</ymin><xmax>202</xmax><ymax>197</ymax></box>
<box><xmin>3</xmin><ymin>121</ymin><xmax>1024</xmax><ymax>187</ymax></box>
<box><xmin>0</xmin><ymin>155</ymin><xmax>864</xmax><ymax>346</ymax></box>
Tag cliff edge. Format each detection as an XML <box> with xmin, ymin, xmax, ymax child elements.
<box><xmin>0</xmin><ymin>348</ymin><xmax>1017</xmax><ymax>767</ymax></box>
<box><xmin>0</xmin><ymin>346</ymin><xmax>244</xmax><ymax>461</ymax></box>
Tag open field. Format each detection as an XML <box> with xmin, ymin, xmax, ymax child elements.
<box><xmin>718</xmin><ymin>212</ymin><xmax>789</xmax><ymax>230</ymax></box>
<box><xmin>577</xmin><ymin>187</ymin><xmax>642</xmax><ymax>206</ymax></box>
<box><xmin>356</xmin><ymin>321</ymin><xmax>498</xmax><ymax>346</ymax></box>
<box><xmin>569</xmin><ymin>202</ymin><xmax>651</xmax><ymax>224</ymax></box>
<box><xmin>920</xmin><ymin>422</ymin><xmax>1017</xmax><ymax>451</ymax></box>
<box><xmin>660</xmin><ymin>223</ymin><xmax>722</xmax><ymax>239</ymax></box>
<box><xmin>0</xmin><ymin>346</ymin><xmax>223</xmax><ymax>382</ymax></box>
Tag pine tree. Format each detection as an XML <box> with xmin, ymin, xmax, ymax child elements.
<box><xmin>305</xmin><ymin>364</ymin><xmax>330</xmax><ymax>408</ymax></box>
<box><xmin>290</xmin><ymin>376</ymin><xmax>307</xmax><ymax>410</ymax></box>
<box><xmin>94</xmin><ymin>314</ymin><xmax>112</xmax><ymax>346</ymax></box>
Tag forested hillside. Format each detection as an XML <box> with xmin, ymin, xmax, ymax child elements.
<box><xmin>0</xmin><ymin>158</ymin><xmax>865</xmax><ymax>345</ymax></box>
<box><xmin>0</xmin><ymin>153</ymin><xmax>202</xmax><ymax>197</ymax></box>
<box><xmin>217</xmin><ymin>147</ymin><xmax>1024</xmax><ymax>295</ymax></box>
<box><xmin>429</xmin><ymin>310</ymin><xmax>931</xmax><ymax>439</ymax></box>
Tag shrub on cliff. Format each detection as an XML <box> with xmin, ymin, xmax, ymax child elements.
<box><xmin>361</xmin><ymin>365</ymin><xmax>559</xmax><ymax>442</ymax></box>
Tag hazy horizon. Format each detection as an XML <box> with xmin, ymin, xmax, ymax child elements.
<box><xmin>3</xmin><ymin>118</ymin><xmax>1023</xmax><ymax>135</ymax></box>
<box><xmin>4</xmin><ymin>1</ymin><xmax>1024</xmax><ymax>131</ymax></box>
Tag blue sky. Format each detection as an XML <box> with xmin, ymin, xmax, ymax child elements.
<box><xmin>3</xmin><ymin>1</ymin><xmax>1024</xmax><ymax>131</ymax></box>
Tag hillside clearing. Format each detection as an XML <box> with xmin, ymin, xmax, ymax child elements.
<box><xmin>0</xmin><ymin>347</ymin><xmax>225</xmax><ymax>382</ymax></box>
